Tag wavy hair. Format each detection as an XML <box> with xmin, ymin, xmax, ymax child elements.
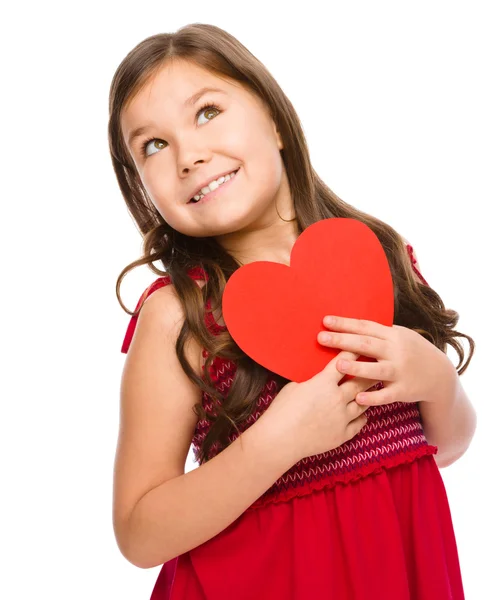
<box><xmin>108</xmin><ymin>23</ymin><xmax>475</xmax><ymax>464</ymax></box>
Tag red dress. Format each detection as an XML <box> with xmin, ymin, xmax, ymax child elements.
<box><xmin>120</xmin><ymin>245</ymin><xmax>465</xmax><ymax>599</ymax></box>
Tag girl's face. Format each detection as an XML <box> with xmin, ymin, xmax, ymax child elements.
<box><xmin>121</xmin><ymin>60</ymin><xmax>291</xmax><ymax>245</ymax></box>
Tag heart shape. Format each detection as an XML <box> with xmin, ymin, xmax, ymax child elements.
<box><xmin>222</xmin><ymin>218</ymin><xmax>395</xmax><ymax>383</ymax></box>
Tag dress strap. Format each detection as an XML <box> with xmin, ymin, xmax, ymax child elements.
<box><xmin>120</xmin><ymin>277</ymin><xmax>171</xmax><ymax>354</ymax></box>
<box><xmin>120</xmin><ymin>266</ymin><xmax>224</xmax><ymax>354</ymax></box>
<box><xmin>405</xmin><ymin>242</ymin><xmax>429</xmax><ymax>287</ymax></box>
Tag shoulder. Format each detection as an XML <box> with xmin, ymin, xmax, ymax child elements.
<box><xmin>140</xmin><ymin>277</ymin><xmax>181</xmax><ymax>310</ymax></box>
<box><xmin>123</xmin><ymin>277</ymin><xmax>206</xmax><ymax>374</ymax></box>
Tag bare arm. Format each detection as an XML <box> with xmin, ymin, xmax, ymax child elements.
<box><xmin>113</xmin><ymin>281</ymin><xmax>296</xmax><ymax>570</ymax></box>
<box><xmin>401</xmin><ymin>236</ymin><xmax>477</xmax><ymax>468</ymax></box>
<box><xmin>126</xmin><ymin>413</ymin><xmax>295</xmax><ymax>569</ymax></box>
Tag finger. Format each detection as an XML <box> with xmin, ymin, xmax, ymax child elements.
<box><xmin>336</xmin><ymin>359</ymin><xmax>394</xmax><ymax>382</ymax></box>
<box><xmin>355</xmin><ymin>387</ymin><xmax>395</xmax><ymax>406</ymax></box>
<box><xmin>339</xmin><ymin>350</ymin><xmax>360</xmax><ymax>363</ymax></box>
<box><xmin>323</xmin><ymin>315</ymin><xmax>389</xmax><ymax>340</ymax></box>
<box><xmin>340</xmin><ymin>376</ymin><xmax>381</xmax><ymax>404</ymax></box>
<box><xmin>345</xmin><ymin>412</ymin><xmax>369</xmax><ymax>439</ymax></box>
<box><xmin>347</xmin><ymin>397</ymin><xmax>371</xmax><ymax>421</ymax></box>
<box><xmin>326</xmin><ymin>350</ymin><xmax>360</xmax><ymax>383</ymax></box>
<box><xmin>319</xmin><ymin>331</ymin><xmax>386</xmax><ymax>360</ymax></box>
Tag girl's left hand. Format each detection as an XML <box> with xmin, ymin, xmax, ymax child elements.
<box><xmin>317</xmin><ymin>315</ymin><xmax>447</xmax><ymax>406</ymax></box>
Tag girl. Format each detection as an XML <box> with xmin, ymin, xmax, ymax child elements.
<box><xmin>110</xmin><ymin>24</ymin><xmax>476</xmax><ymax>599</ymax></box>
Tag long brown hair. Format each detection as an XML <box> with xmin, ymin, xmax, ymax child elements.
<box><xmin>108</xmin><ymin>23</ymin><xmax>474</xmax><ymax>464</ymax></box>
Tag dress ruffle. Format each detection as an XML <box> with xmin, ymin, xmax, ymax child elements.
<box><xmin>151</xmin><ymin>453</ymin><xmax>464</xmax><ymax>599</ymax></box>
<box><xmin>248</xmin><ymin>442</ymin><xmax>438</xmax><ymax>511</ymax></box>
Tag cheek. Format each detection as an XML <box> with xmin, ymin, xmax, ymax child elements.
<box><xmin>250</xmin><ymin>153</ymin><xmax>285</xmax><ymax>216</ymax></box>
<box><xmin>141</xmin><ymin>169</ymin><xmax>162</xmax><ymax>200</ymax></box>
<box><xmin>243</xmin><ymin>134</ymin><xmax>283</xmax><ymax>195</ymax></box>
<box><xmin>142</xmin><ymin>164</ymin><xmax>178</xmax><ymax>207</ymax></box>
<box><xmin>140</xmin><ymin>174</ymin><xmax>179</xmax><ymax>225</ymax></box>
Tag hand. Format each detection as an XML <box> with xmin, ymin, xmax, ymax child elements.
<box><xmin>260</xmin><ymin>348</ymin><xmax>379</xmax><ymax>464</ymax></box>
<box><xmin>317</xmin><ymin>315</ymin><xmax>447</xmax><ymax>407</ymax></box>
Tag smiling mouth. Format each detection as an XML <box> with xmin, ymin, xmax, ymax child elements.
<box><xmin>188</xmin><ymin>168</ymin><xmax>240</xmax><ymax>205</ymax></box>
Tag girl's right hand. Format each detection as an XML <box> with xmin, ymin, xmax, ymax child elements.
<box><xmin>262</xmin><ymin>350</ymin><xmax>380</xmax><ymax>465</ymax></box>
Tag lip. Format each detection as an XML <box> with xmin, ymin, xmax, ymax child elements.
<box><xmin>187</xmin><ymin>168</ymin><xmax>240</xmax><ymax>207</ymax></box>
<box><xmin>186</xmin><ymin>167</ymin><xmax>240</xmax><ymax>204</ymax></box>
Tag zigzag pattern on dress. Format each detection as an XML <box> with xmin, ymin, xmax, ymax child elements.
<box><xmin>194</xmin><ymin>349</ymin><xmax>437</xmax><ymax>510</ymax></box>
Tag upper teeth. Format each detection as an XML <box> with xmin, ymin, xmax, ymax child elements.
<box><xmin>191</xmin><ymin>170</ymin><xmax>238</xmax><ymax>201</ymax></box>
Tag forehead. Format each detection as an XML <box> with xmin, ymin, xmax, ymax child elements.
<box><xmin>121</xmin><ymin>61</ymin><xmax>239</xmax><ymax>134</ymax></box>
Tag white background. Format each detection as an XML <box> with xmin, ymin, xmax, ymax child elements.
<box><xmin>1</xmin><ymin>1</ymin><xmax>500</xmax><ymax>598</ymax></box>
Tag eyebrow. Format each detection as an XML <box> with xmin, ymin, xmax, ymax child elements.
<box><xmin>126</xmin><ymin>86</ymin><xmax>227</xmax><ymax>148</ymax></box>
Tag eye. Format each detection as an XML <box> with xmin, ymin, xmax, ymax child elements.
<box><xmin>140</xmin><ymin>102</ymin><xmax>222</xmax><ymax>158</ymax></box>
<box><xmin>196</xmin><ymin>101</ymin><xmax>221</xmax><ymax>126</ymax></box>
<box><xmin>140</xmin><ymin>137</ymin><xmax>167</xmax><ymax>158</ymax></box>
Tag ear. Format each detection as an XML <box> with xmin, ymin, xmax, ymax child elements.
<box><xmin>274</xmin><ymin>124</ymin><xmax>284</xmax><ymax>150</ymax></box>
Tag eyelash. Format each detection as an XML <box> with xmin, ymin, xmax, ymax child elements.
<box><xmin>140</xmin><ymin>101</ymin><xmax>222</xmax><ymax>158</ymax></box>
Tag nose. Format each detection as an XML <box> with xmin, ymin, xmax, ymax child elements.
<box><xmin>176</xmin><ymin>135</ymin><xmax>212</xmax><ymax>177</ymax></box>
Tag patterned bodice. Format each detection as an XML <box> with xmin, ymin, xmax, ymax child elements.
<box><xmin>121</xmin><ymin>244</ymin><xmax>437</xmax><ymax>511</ymax></box>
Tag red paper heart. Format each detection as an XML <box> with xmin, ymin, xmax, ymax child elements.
<box><xmin>222</xmin><ymin>218</ymin><xmax>395</xmax><ymax>383</ymax></box>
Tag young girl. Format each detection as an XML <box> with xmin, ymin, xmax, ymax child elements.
<box><xmin>111</xmin><ymin>24</ymin><xmax>476</xmax><ymax>600</ymax></box>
